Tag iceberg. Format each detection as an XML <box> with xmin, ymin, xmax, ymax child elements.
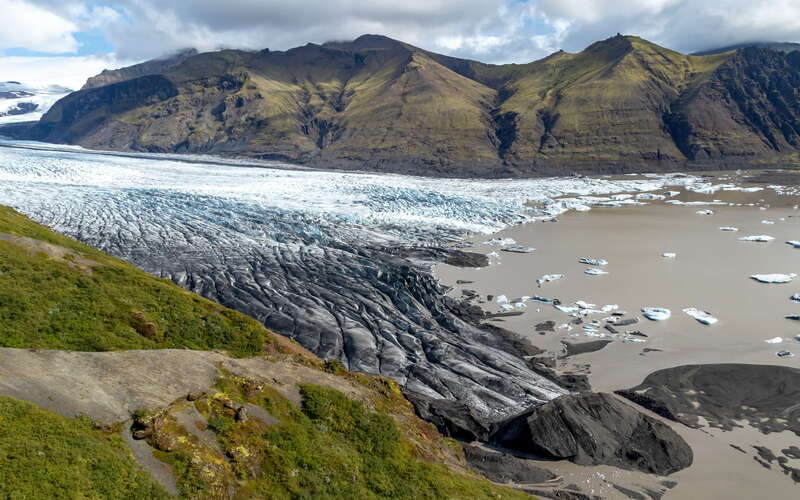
<box><xmin>554</xmin><ymin>304</ymin><xmax>578</xmax><ymax>314</ymax></box>
<box><xmin>584</xmin><ymin>268</ymin><xmax>608</xmax><ymax>275</ymax></box>
<box><xmin>641</xmin><ymin>307</ymin><xmax>671</xmax><ymax>321</ymax></box>
<box><xmin>751</xmin><ymin>273</ymin><xmax>797</xmax><ymax>283</ymax></box>
<box><xmin>786</xmin><ymin>241</ymin><xmax>800</xmax><ymax>248</ymax></box>
<box><xmin>484</xmin><ymin>237</ymin><xmax>516</xmax><ymax>246</ymax></box>
<box><xmin>495</xmin><ymin>295</ymin><xmax>509</xmax><ymax>303</ymax></box>
<box><xmin>737</xmin><ymin>235</ymin><xmax>774</xmax><ymax>242</ymax></box>
<box><xmin>765</xmin><ymin>337</ymin><xmax>784</xmax><ymax>343</ymax></box>
<box><xmin>761</xmin><ymin>220</ymin><xmax>775</xmax><ymax>225</ymax></box>
<box><xmin>531</xmin><ymin>295</ymin><xmax>553</xmax><ymax>303</ymax></box>
<box><xmin>537</xmin><ymin>273</ymin><xmax>564</xmax><ymax>286</ymax></box>
<box><xmin>661</xmin><ymin>252</ymin><xmax>676</xmax><ymax>259</ymax></box>
<box><xmin>683</xmin><ymin>308</ymin><xmax>718</xmax><ymax>325</ymax></box>
<box><xmin>719</xmin><ymin>226</ymin><xmax>739</xmax><ymax>231</ymax></box>
<box><xmin>785</xmin><ymin>315</ymin><xmax>800</xmax><ymax>321</ymax></box>
<box><xmin>696</xmin><ymin>210</ymin><xmax>714</xmax><ymax>215</ymax></box>
<box><xmin>790</xmin><ymin>293</ymin><xmax>800</xmax><ymax>303</ymax></box>
<box><xmin>575</xmin><ymin>300</ymin><xmax>597</xmax><ymax>309</ymax></box>
<box><xmin>501</xmin><ymin>246</ymin><xmax>536</xmax><ymax>253</ymax></box>
<box><xmin>579</xmin><ymin>257</ymin><xmax>608</xmax><ymax>266</ymax></box>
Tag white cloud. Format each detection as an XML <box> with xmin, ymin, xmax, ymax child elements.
<box><xmin>0</xmin><ymin>0</ymin><xmax>79</xmax><ymax>53</ymax></box>
<box><xmin>0</xmin><ymin>54</ymin><xmax>130</xmax><ymax>89</ymax></box>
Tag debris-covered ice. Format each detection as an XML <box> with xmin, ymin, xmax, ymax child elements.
<box><xmin>683</xmin><ymin>308</ymin><xmax>719</xmax><ymax>325</ymax></box>
<box><xmin>584</xmin><ymin>268</ymin><xmax>608</xmax><ymax>275</ymax></box>
<box><xmin>537</xmin><ymin>274</ymin><xmax>564</xmax><ymax>286</ymax></box>
<box><xmin>719</xmin><ymin>226</ymin><xmax>739</xmax><ymax>231</ymax></box>
<box><xmin>501</xmin><ymin>245</ymin><xmax>536</xmax><ymax>253</ymax></box>
<box><xmin>579</xmin><ymin>257</ymin><xmax>608</xmax><ymax>266</ymax></box>
<box><xmin>661</xmin><ymin>252</ymin><xmax>676</xmax><ymax>259</ymax></box>
<box><xmin>737</xmin><ymin>235</ymin><xmax>775</xmax><ymax>242</ymax></box>
<box><xmin>641</xmin><ymin>307</ymin><xmax>671</xmax><ymax>321</ymax></box>
<box><xmin>751</xmin><ymin>273</ymin><xmax>797</xmax><ymax>283</ymax></box>
<box><xmin>777</xmin><ymin>350</ymin><xmax>794</xmax><ymax>357</ymax></box>
<box><xmin>791</xmin><ymin>293</ymin><xmax>800</xmax><ymax>303</ymax></box>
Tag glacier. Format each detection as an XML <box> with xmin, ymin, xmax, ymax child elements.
<box><xmin>0</xmin><ymin>139</ymin><xmax>699</xmax><ymax>422</ymax></box>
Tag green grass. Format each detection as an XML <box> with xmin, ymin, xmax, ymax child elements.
<box><xmin>0</xmin><ymin>395</ymin><xmax>168</xmax><ymax>499</ymax></box>
<box><xmin>0</xmin><ymin>205</ymin><xmax>267</xmax><ymax>355</ymax></box>
<box><xmin>152</xmin><ymin>377</ymin><xmax>531</xmax><ymax>499</ymax></box>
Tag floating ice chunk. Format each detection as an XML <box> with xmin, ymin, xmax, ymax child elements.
<box><xmin>683</xmin><ymin>308</ymin><xmax>718</xmax><ymax>325</ymax></box>
<box><xmin>719</xmin><ymin>226</ymin><xmax>739</xmax><ymax>232</ymax></box>
<box><xmin>554</xmin><ymin>304</ymin><xmax>578</xmax><ymax>314</ymax></box>
<box><xmin>501</xmin><ymin>246</ymin><xmax>536</xmax><ymax>253</ymax></box>
<box><xmin>514</xmin><ymin>302</ymin><xmax>527</xmax><ymax>309</ymax></box>
<box><xmin>664</xmin><ymin>191</ymin><xmax>681</xmax><ymax>197</ymax></box>
<box><xmin>484</xmin><ymin>237</ymin><xmax>516</xmax><ymax>246</ymax></box>
<box><xmin>641</xmin><ymin>307</ymin><xmax>671</xmax><ymax>321</ymax></box>
<box><xmin>487</xmin><ymin>251</ymin><xmax>500</xmax><ymax>258</ymax></box>
<box><xmin>609</xmin><ymin>194</ymin><xmax>634</xmax><ymax>201</ymax></box>
<box><xmin>777</xmin><ymin>350</ymin><xmax>794</xmax><ymax>357</ymax></box>
<box><xmin>741</xmin><ymin>187</ymin><xmax>764</xmax><ymax>193</ymax></box>
<box><xmin>579</xmin><ymin>257</ymin><xmax>608</xmax><ymax>266</ymax></box>
<box><xmin>761</xmin><ymin>220</ymin><xmax>775</xmax><ymax>225</ymax></box>
<box><xmin>495</xmin><ymin>295</ymin><xmax>509</xmax><ymax>304</ymax></box>
<box><xmin>751</xmin><ymin>273</ymin><xmax>797</xmax><ymax>283</ymax></box>
<box><xmin>786</xmin><ymin>241</ymin><xmax>800</xmax><ymax>248</ymax></box>
<box><xmin>576</xmin><ymin>300</ymin><xmax>597</xmax><ymax>309</ymax></box>
<box><xmin>584</xmin><ymin>268</ymin><xmax>608</xmax><ymax>275</ymax></box>
<box><xmin>537</xmin><ymin>274</ymin><xmax>564</xmax><ymax>286</ymax></box>
<box><xmin>636</xmin><ymin>193</ymin><xmax>666</xmax><ymax>200</ymax></box>
<box><xmin>557</xmin><ymin>323</ymin><xmax>571</xmax><ymax>330</ymax></box>
<box><xmin>500</xmin><ymin>304</ymin><xmax>515</xmax><ymax>311</ymax></box>
<box><xmin>696</xmin><ymin>210</ymin><xmax>715</xmax><ymax>215</ymax></box>
<box><xmin>661</xmin><ymin>252</ymin><xmax>676</xmax><ymax>259</ymax></box>
<box><xmin>532</xmin><ymin>295</ymin><xmax>553</xmax><ymax>303</ymax></box>
<box><xmin>790</xmin><ymin>293</ymin><xmax>800</xmax><ymax>303</ymax></box>
<box><xmin>737</xmin><ymin>235</ymin><xmax>774</xmax><ymax>242</ymax></box>
<box><xmin>601</xmin><ymin>304</ymin><xmax>619</xmax><ymax>312</ymax></box>
<box><xmin>623</xmin><ymin>337</ymin><xmax>647</xmax><ymax>343</ymax></box>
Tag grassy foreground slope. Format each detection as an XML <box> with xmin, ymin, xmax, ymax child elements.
<box><xmin>0</xmin><ymin>395</ymin><xmax>169</xmax><ymax>499</ymax></box>
<box><xmin>0</xmin><ymin>205</ymin><xmax>531</xmax><ymax>499</ymax></box>
<box><xmin>0</xmin><ymin>204</ymin><xmax>268</xmax><ymax>354</ymax></box>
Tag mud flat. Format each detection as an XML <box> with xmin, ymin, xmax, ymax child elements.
<box><xmin>436</xmin><ymin>171</ymin><xmax>800</xmax><ymax>498</ymax></box>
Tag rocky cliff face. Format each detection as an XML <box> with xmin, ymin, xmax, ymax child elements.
<box><xmin>23</xmin><ymin>34</ymin><xmax>800</xmax><ymax>176</ymax></box>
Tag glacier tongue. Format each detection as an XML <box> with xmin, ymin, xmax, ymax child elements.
<box><xmin>0</xmin><ymin>139</ymin><xmax>697</xmax><ymax>421</ymax></box>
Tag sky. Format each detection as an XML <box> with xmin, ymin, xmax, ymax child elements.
<box><xmin>2</xmin><ymin>0</ymin><xmax>800</xmax><ymax>89</ymax></box>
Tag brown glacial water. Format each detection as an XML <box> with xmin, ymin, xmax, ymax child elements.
<box><xmin>435</xmin><ymin>173</ymin><xmax>800</xmax><ymax>498</ymax></box>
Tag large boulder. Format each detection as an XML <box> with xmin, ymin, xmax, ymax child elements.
<box><xmin>492</xmin><ymin>392</ymin><xmax>693</xmax><ymax>475</ymax></box>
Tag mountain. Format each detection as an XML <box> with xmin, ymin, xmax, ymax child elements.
<box><xmin>0</xmin><ymin>203</ymin><xmax>533</xmax><ymax>498</ymax></box>
<box><xmin>692</xmin><ymin>41</ymin><xmax>800</xmax><ymax>56</ymax></box>
<box><xmin>81</xmin><ymin>48</ymin><xmax>198</xmax><ymax>90</ymax></box>
<box><xmin>21</xmin><ymin>34</ymin><xmax>800</xmax><ymax>176</ymax></box>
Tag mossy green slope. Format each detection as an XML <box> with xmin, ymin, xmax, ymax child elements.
<box><xmin>0</xmin><ymin>205</ymin><xmax>270</xmax><ymax>355</ymax></box>
<box><xmin>0</xmin><ymin>395</ymin><xmax>168</xmax><ymax>499</ymax></box>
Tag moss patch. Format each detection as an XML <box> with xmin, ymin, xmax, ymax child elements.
<box><xmin>0</xmin><ymin>395</ymin><xmax>168</xmax><ymax>499</ymax></box>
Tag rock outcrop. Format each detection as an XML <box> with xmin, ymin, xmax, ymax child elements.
<box><xmin>492</xmin><ymin>393</ymin><xmax>693</xmax><ymax>475</ymax></box>
<box><xmin>617</xmin><ymin>364</ymin><xmax>800</xmax><ymax>435</ymax></box>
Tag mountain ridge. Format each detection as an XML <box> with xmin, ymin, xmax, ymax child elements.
<box><xmin>19</xmin><ymin>34</ymin><xmax>800</xmax><ymax>177</ymax></box>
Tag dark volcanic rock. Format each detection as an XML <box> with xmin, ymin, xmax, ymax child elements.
<box><xmin>402</xmin><ymin>390</ymin><xmax>492</xmax><ymax>441</ymax></box>
<box><xmin>491</xmin><ymin>393</ymin><xmax>693</xmax><ymax>474</ymax></box>
<box><xmin>616</xmin><ymin>364</ymin><xmax>800</xmax><ymax>435</ymax></box>
<box><xmin>561</xmin><ymin>340</ymin><xmax>612</xmax><ymax>356</ymax></box>
<box><xmin>462</xmin><ymin>443</ymin><xmax>557</xmax><ymax>484</ymax></box>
